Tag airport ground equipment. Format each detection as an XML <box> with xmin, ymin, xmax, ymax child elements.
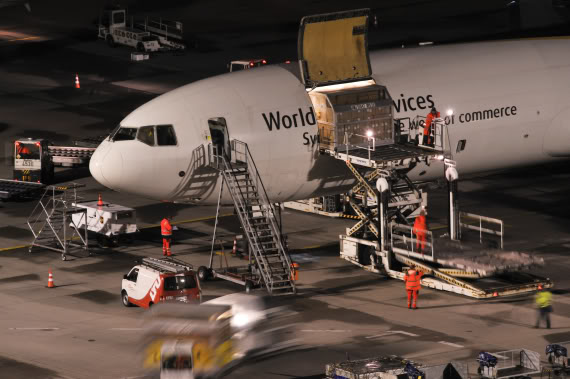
<box><xmin>297</xmin><ymin>8</ymin><xmax>551</xmax><ymax>299</ymax></box>
<box><xmin>0</xmin><ymin>179</ymin><xmax>44</xmax><ymax>201</ymax></box>
<box><xmin>27</xmin><ymin>183</ymin><xmax>89</xmax><ymax>261</ymax></box>
<box><xmin>228</xmin><ymin>59</ymin><xmax>267</xmax><ymax>72</ymax></box>
<box><xmin>98</xmin><ymin>8</ymin><xmax>185</xmax><ymax>52</ymax></box>
<box><xmin>284</xmin><ymin>194</ymin><xmax>345</xmax><ymax>217</ymax></box>
<box><xmin>203</xmin><ymin>140</ymin><xmax>296</xmax><ymax>296</ymax></box>
<box><xmin>546</xmin><ymin>342</ymin><xmax>569</xmax><ymax>373</ymax></box>
<box><xmin>122</xmin><ymin>257</ymin><xmax>201</xmax><ymax>308</ymax></box>
<box><xmin>477</xmin><ymin>349</ymin><xmax>540</xmax><ymax>379</ymax></box>
<box><xmin>325</xmin><ymin>355</ymin><xmax>468</xmax><ymax>379</ymax></box>
<box><xmin>71</xmin><ymin>199</ymin><xmax>137</xmax><ymax>247</ymax></box>
<box><xmin>13</xmin><ymin>138</ymin><xmax>96</xmax><ymax>184</ymax></box>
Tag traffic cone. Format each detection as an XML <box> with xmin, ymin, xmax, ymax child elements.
<box><xmin>75</xmin><ymin>73</ymin><xmax>80</xmax><ymax>89</ymax></box>
<box><xmin>47</xmin><ymin>269</ymin><xmax>55</xmax><ymax>288</ymax></box>
<box><xmin>97</xmin><ymin>194</ymin><xmax>103</xmax><ymax>207</ymax></box>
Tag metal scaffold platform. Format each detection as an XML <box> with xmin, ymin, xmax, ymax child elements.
<box><xmin>27</xmin><ymin>183</ymin><xmax>89</xmax><ymax>261</ymax></box>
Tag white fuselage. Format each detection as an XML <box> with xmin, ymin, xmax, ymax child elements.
<box><xmin>90</xmin><ymin>39</ymin><xmax>570</xmax><ymax>204</ymax></box>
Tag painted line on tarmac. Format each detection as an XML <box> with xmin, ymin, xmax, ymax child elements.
<box><xmin>139</xmin><ymin>213</ymin><xmax>233</xmax><ymax>230</ymax></box>
<box><xmin>0</xmin><ymin>214</ymin><xmax>234</xmax><ymax>252</ymax></box>
<box><xmin>9</xmin><ymin>327</ymin><xmax>60</xmax><ymax>331</ymax></box>
<box><xmin>366</xmin><ymin>330</ymin><xmax>419</xmax><ymax>339</ymax></box>
<box><xmin>438</xmin><ymin>341</ymin><xmax>464</xmax><ymax>348</ymax></box>
<box><xmin>110</xmin><ymin>328</ymin><xmax>143</xmax><ymax>331</ymax></box>
<box><xmin>300</xmin><ymin>329</ymin><xmax>351</xmax><ymax>333</ymax></box>
<box><xmin>0</xmin><ymin>244</ymin><xmax>30</xmax><ymax>252</ymax></box>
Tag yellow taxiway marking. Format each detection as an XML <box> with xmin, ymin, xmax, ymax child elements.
<box><xmin>0</xmin><ymin>214</ymin><xmax>234</xmax><ymax>253</ymax></box>
<box><xmin>5</xmin><ymin>36</ymin><xmax>40</xmax><ymax>42</ymax></box>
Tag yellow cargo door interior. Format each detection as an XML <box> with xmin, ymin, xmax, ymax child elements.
<box><xmin>298</xmin><ymin>8</ymin><xmax>371</xmax><ymax>87</ymax></box>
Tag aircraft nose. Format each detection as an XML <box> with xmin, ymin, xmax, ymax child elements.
<box><xmin>89</xmin><ymin>140</ymin><xmax>124</xmax><ymax>191</ymax></box>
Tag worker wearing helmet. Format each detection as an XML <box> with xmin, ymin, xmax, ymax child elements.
<box><xmin>535</xmin><ymin>286</ymin><xmax>553</xmax><ymax>328</ymax></box>
<box><xmin>404</xmin><ymin>267</ymin><xmax>423</xmax><ymax>309</ymax></box>
<box><xmin>413</xmin><ymin>209</ymin><xmax>427</xmax><ymax>254</ymax></box>
<box><xmin>424</xmin><ymin>107</ymin><xmax>440</xmax><ymax>147</ymax></box>
<box><xmin>161</xmin><ymin>216</ymin><xmax>173</xmax><ymax>256</ymax></box>
<box><xmin>16</xmin><ymin>144</ymin><xmax>31</xmax><ymax>158</ymax></box>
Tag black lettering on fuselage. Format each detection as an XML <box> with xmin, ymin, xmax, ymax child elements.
<box><xmin>263</xmin><ymin>107</ymin><xmax>316</xmax><ymax>132</ymax></box>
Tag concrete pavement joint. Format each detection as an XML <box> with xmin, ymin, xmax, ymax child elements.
<box><xmin>438</xmin><ymin>341</ymin><xmax>464</xmax><ymax>348</ymax></box>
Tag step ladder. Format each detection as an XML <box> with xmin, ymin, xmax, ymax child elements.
<box><xmin>27</xmin><ymin>184</ymin><xmax>89</xmax><ymax>261</ymax></box>
<box><xmin>209</xmin><ymin>140</ymin><xmax>296</xmax><ymax>295</ymax></box>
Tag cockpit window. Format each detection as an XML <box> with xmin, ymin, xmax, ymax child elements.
<box><xmin>112</xmin><ymin>127</ymin><xmax>137</xmax><ymax>141</ymax></box>
<box><xmin>156</xmin><ymin>125</ymin><xmax>177</xmax><ymax>146</ymax></box>
<box><xmin>137</xmin><ymin>126</ymin><xmax>155</xmax><ymax>146</ymax></box>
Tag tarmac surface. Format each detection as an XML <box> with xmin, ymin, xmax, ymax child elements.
<box><xmin>1</xmin><ymin>4</ymin><xmax>570</xmax><ymax>379</ymax></box>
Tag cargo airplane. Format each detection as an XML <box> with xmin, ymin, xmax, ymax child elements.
<box><xmin>89</xmin><ymin>10</ymin><xmax>570</xmax><ymax>205</ymax></box>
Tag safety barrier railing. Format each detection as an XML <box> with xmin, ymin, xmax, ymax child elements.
<box><xmin>459</xmin><ymin>212</ymin><xmax>504</xmax><ymax>249</ymax></box>
<box><xmin>390</xmin><ymin>223</ymin><xmax>435</xmax><ymax>260</ymax></box>
<box><xmin>395</xmin><ymin>116</ymin><xmax>446</xmax><ymax>152</ymax></box>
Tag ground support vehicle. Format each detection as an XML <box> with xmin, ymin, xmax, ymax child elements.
<box><xmin>543</xmin><ymin>342</ymin><xmax>569</xmax><ymax>378</ymax></box>
<box><xmin>71</xmin><ymin>199</ymin><xmax>137</xmax><ymax>247</ymax></box>
<box><xmin>122</xmin><ymin>257</ymin><xmax>201</xmax><ymax>309</ymax></box>
<box><xmin>0</xmin><ymin>179</ymin><xmax>44</xmax><ymax>201</ymax></box>
<box><xmin>142</xmin><ymin>303</ymin><xmax>236</xmax><ymax>378</ymax></box>
<box><xmin>284</xmin><ymin>194</ymin><xmax>345</xmax><ymax>218</ymax></box>
<box><xmin>326</xmin><ymin>355</ymin><xmax>467</xmax><ymax>379</ymax></box>
<box><xmin>297</xmin><ymin>10</ymin><xmax>552</xmax><ymax>299</ymax></box>
<box><xmin>13</xmin><ymin>138</ymin><xmax>95</xmax><ymax>185</ymax></box>
<box><xmin>477</xmin><ymin>350</ymin><xmax>540</xmax><ymax>379</ymax></box>
<box><xmin>98</xmin><ymin>8</ymin><xmax>185</xmax><ymax>53</ymax></box>
<box><xmin>228</xmin><ymin>59</ymin><xmax>267</xmax><ymax>72</ymax></box>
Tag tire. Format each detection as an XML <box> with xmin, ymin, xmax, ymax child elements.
<box><xmin>121</xmin><ymin>291</ymin><xmax>131</xmax><ymax>307</ymax></box>
<box><xmin>245</xmin><ymin>280</ymin><xmax>254</xmax><ymax>293</ymax></box>
<box><xmin>106</xmin><ymin>35</ymin><xmax>115</xmax><ymax>48</ymax></box>
<box><xmin>198</xmin><ymin>266</ymin><xmax>209</xmax><ymax>281</ymax></box>
<box><xmin>136</xmin><ymin>42</ymin><xmax>145</xmax><ymax>52</ymax></box>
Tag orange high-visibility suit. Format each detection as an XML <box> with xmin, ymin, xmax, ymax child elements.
<box><xmin>413</xmin><ymin>213</ymin><xmax>427</xmax><ymax>253</ymax></box>
<box><xmin>424</xmin><ymin>110</ymin><xmax>440</xmax><ymax>146</ymax></box>
<box><xmin>161</xmin><ymin>218</ymin><xmax>173</xmax><ymax>256</ymax></box>
<box><xmin>404</xmin><ymin>269</ymin><xmax>424</xmax><ymax>309</ymax></box>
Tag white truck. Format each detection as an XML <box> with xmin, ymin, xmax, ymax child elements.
<box><xmin>98</xmin><ymin>8</ymin><xmax>186</xmax><ymax>53</ymax></box>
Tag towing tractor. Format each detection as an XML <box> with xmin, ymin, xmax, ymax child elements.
<box><xmin>98</xmin><ymin>8</ymin><xmax>186</xmax><ymax>52</ymax></box>
<box><xmin>13</xmin><ymin>138</ymin><xmax>96</xmax><ymax>184</ymax></box>
<box><xmin>98</xmin><ymin>8</ymin><xmax>161</xmax><ymax>52</ymax></box>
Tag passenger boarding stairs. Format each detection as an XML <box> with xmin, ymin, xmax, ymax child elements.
<box><xmin>209</xmin><ymin>140</ymin><xmax>296</xmax><ymax>295</ymax></box>
<box><xmin>27</xmin><ymin>184</ymin><xmax>88</xmax><ymax>260</ymax></box>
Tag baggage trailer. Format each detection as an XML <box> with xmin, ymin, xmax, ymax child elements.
<box><xmin>0</xmin><ymin>179</ymin><xmax>44</xmax><ymax>201</ymax></box>
<box><xmin>71</xmin><ymin>199</ymin><xmax>137</xmax><ymax>247</ymax></box>
<box><xmin>545</xmin><ymin>342</ymin><xmax>569</xmax><ymax>372</ymax></box>
<box><xmin>477</xmin><ymin>349</ymin><xmax>541</xmax><ymax>379</ymax></box>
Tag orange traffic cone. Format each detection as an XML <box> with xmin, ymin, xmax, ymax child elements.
<box><xmin>47</xmin><ymin>269</ymin><xmax>55</xmax><ymax>288</ymax></box>
<box><xmin>97</xmin><ymin>194</ymin><xmax>103</xmax><ymax>207</ymax></box>
<box><xmin>75</xmin><ymin>73</ymin><xmax>80</xmax><ymax>89</ymax></box>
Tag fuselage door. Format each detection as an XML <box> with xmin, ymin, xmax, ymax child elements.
<box><xmin>208</xmin><ymin>118</ymin><xmax>231</xmax><ymax>160</ymax></box>
<box><xmin>298</xmin><ymin>8</ymin><xmax>371</xmax><ymax>87</ymax></box>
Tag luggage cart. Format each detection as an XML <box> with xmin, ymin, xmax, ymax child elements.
<box><xmin>325</xmin><ymin>355</ymin><xmax>425</xmax><ymax>379</ymax></box>
<box><xmin>477</xmin><ymin>349</ymin><xmax>541</xmax><ymax>379</ymax></box>
<box><xmin>71</xmin><ymin>200</ymin><xmax>137</xmax><ymax>247</ymax></box>
<box><xmin>543</xmin><ymin>342</ymin><xmax>569</xmax><ymax>379</ymax></box>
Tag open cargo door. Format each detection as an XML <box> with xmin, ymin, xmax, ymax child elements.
<box><xmin>298</xmin><ymin>8</ymin><xmax>371</xmax><ymax>87</ymax></box>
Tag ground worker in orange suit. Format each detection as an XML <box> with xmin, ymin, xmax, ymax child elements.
<box><xmin>413</xmin><ymin>209</ymin><xmax>427</xmax><ymax>254</ymax></box>
<box><xmin>161</xmin><ymin>217</ymin><xmax>173</xmax><ymax>256</ymax></box>
<box><xmin>423</xmin><ymin>106</ymin><xmax>440</xmax><ymax>146</ymax></box>
<box><xmin>404</xmin><ymin>267</ymin><xmax>424</xmax><ymax>309</ymax></box>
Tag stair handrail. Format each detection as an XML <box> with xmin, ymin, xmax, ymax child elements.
<box><xmin>232</xmin><ymin>140</ymin><xmax>294</xmax><ymax>272</ymax></box>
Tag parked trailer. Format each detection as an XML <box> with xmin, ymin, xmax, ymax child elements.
<box><xmin>477</xmin><ymin>349</ymin><xmax>541</xmax><ymax>379</ymax></box>
<box><xmin>71</xmin><ymin>200</ymin><xmax>137</xmax><ymax>247</ymax></box>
